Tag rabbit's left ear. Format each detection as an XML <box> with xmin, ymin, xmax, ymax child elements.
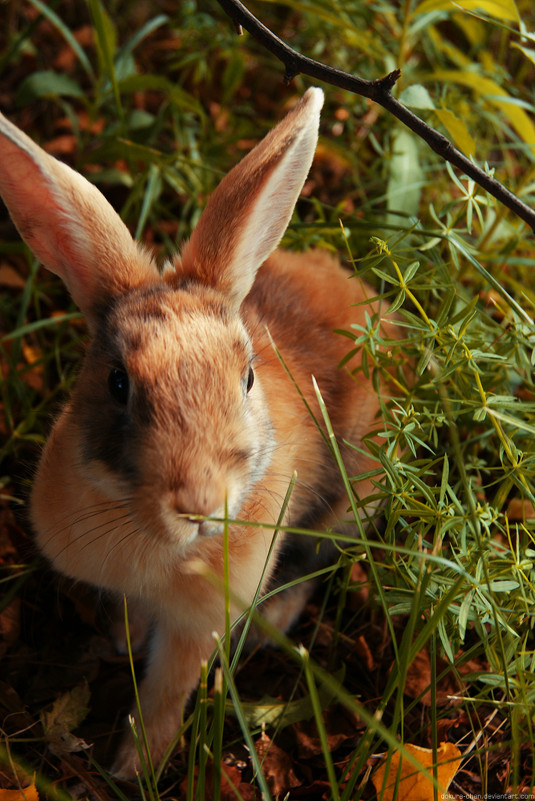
<box><xmin>0</xmin><ymin>112</ymin><xmax>158</xmax><ymax>318</ymax></box>
<box><xmin>179</xmin><ymin>87</ymin><xmax>324</xmax><ymax>308</ymax></box>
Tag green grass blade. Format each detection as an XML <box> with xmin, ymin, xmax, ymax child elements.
<box><xmin>28</xmin><ymin>0</ymin><xmax>95</xmax><ymax>78</ymax></box>
<box><xmin>214</xmin><ymin>636</ymin><xmax>273</xmax><ymax>801</ymax></box>
<box><xmin>87</xmin><ymin>0</ymin><xmax>123</xmax><ymax>122</ymax></box>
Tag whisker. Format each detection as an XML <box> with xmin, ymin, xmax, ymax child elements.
<box><xmin>78</xmin><ymin>514</ymin><xmax>135</xmax><ymax>556</ymax></box>
<box><xmin>38</xmin><ymin>499</ymin><xmax>135</xmax><ymax>559</ymax></box>
<box><xmin>100</xmin><ymin>523</ymin><xmax>142</xmax><ymax>571</ymax></box>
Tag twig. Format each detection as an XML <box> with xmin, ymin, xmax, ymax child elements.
<box><xmin>215</xmin><ymin>0</ymin><xmax>535</xmax><ymax>234</ymax></box>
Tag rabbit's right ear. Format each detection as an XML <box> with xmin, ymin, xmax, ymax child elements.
<box><xmin>178</xmin><ymin>87</ymin><xmax>324</xmax><ymax>308</ymax></box>
<box><xmin>0</xmin><ymin>112</ymin><xmax>158</xmax><ymax>320</ymax></box>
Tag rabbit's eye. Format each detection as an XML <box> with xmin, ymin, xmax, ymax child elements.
<box><xmin>108</xmin><ymin>367</ymin><xmax>129</xmax><ymax>405</ymax></box>
<box><xmin>246</xmin><ymin>367</ymin><xmax>255</xmax><ymax>393</ymax></box>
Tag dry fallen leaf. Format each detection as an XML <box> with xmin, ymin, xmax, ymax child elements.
<box><xmin>21</xmin><ymin>341</ymin><xmax>43</xmax><ymax>368</ymax></box>
<box><xmin>0</xmin><ymin>263</ymin><xmax>26</xmax><ymax>289</ymax></box>
<box><xmin>354</xmin><ymin>634</ymin><xmax>375</xmax><ymax>671</ymax></box>
<box><xmin>402</xmin><ymin>647</ymin><xmax>467</xmax><ymax>707</ymax></box>
<box><xmin>348</xmin><ymin>560</ymin><xmax>370</xmax><ymax>609</ymax></box>
<box><xmin>256</xmin><ymin>730</ymin><xmax>301</xmax><ymax>796</ymax></box>
<box><xmin>180</xmin><ymin>760</ymin><xmax>256</xmax><ymax>801</ymax></box>
<box><xmin>0</xmin><ymin>598</ymin><xmax>21</xmax><ymax>659</ymax></box>
<box><xmin>0</xmin><ymin>786</ymin><xmax>39</xmax><ymax>801</ymax></box>
<box><xmin>372</xmin><ymin>741</ymin><xmax>462</xmax><ymax>801</ymax></box>
<box><xmin>403</xmin><ymin>649</ymin><xmax>432</xmax><ymax>704</ymax></box>
<box><xmin>40</xmin><ymin>681</ymin><xmax>91</xmax><ymax>756</ymax></box>
<box><xmin>507</xmin><ymin>497</ymin><xmax>535</xmax><ymax>521</ymax></box>
<box><xmin>294</xmin><ymin>704</ymin><xmax>359</xmax><ymax>759</ymax></box>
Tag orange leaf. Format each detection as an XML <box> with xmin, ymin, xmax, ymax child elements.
<box><xmin>0</xmin><ymin>786</ymin><xmax>39</xmax><ymax>801</ymax></box>
<box><xmin>0</xmin><ymin>263</ymin><xmax>26</xmax><ymax>289</ymax></box>
<box><xmin>372</xmin><ymin>741</ymin><xmax>461</xmax><ymax>801</ymax></box>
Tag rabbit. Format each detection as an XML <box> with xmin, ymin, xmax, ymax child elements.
<box><xmin>0</xmin><ymin>88</ymin><xmax>397</xmax><ymax>778</ymax></box>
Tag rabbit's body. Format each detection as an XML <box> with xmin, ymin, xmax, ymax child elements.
<box><xmin>0</xmin><ymin>89</ymin><xmax>395</xmax><ymax>777</ymax></box>
<box><xmin>32</xmin><ymin>246</ymin><xmax>381</xmax><ymax>630</ymax></box>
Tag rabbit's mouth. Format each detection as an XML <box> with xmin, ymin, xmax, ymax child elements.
<box><xmin>168</xmin><ymin>512</ymin><xmax>225</xmax><ymax>542</ymax></box>
<box><xmin>193</xmin><ymin>516</ymin><xmax>227</xmax><ymax>538</ymax></box>
<box><xmin>149</xmin><ymin>498</ymin><xmax>236</xmax><ymax>551</ymax></box>
<box><xmin>162</xmin><ymin>508</ymin><xmax>238</xmax><ymax>546</ymax></box>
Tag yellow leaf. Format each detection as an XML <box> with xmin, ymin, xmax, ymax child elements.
<box><xmin>21</xmin><ymin>341</ymin><xmax>43</xmax><ymax>368</ymax></box>
<box><xmin>372</xmin><ymin>741</ymin><xmax>462</xmax><ymax>801</ymax></box>
<box><xmin>0</xmin><ymin>786</ymin><xmax>39</xmax><ymax>801</ymax></box>
<box><xmin>512</xmin><ymin>43</ymin><xmax>535</xmax><ymax>67</ymax></box>
<box><xmin>433</xmin><ymin>108</ymin><xmax>476</xmax><ymax>156</ymax></box>
<box><xmin>413</xmin><ymin>0</ymin><xmax>519</xmax><ymax>22</ymax></box>
<box><xmin>430</xmin><ymin>69</ymin><xmax>535</xmax><ymax>154</ymax></box>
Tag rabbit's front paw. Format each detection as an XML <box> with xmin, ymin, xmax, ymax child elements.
<box><xmin>111</xmin><ymin>738</ymin><xmax>143</xmax><ymax>780</ymax></box>
<box><xmin>111</xmin><ymin>709</ymin><xmax>181</xmax><ymax>780</ymax></box>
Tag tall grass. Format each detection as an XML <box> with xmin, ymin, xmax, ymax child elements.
<box><xmin>1</xmin><ymin>0</ymin><xmax>534</xmax><ymax>798</ymax></box>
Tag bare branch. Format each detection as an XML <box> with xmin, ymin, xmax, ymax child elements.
<box><xmin>216</xmin><ymin>0</ymin><xmax>535</xmax><ymax>233</ymax></box>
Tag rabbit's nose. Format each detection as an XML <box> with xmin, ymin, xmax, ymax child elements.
<box><xmin>170</xmin><ymin>482</ymin><xmax>227</xmax><ymax>523</ymax></box>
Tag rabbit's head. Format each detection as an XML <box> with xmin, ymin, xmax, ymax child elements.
<box><xmin>71</xmin><ymin>278</ymin><xmax>273</xmax><ymax>553</ymax></box>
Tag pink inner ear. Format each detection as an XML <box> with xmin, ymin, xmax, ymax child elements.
<box><xmin>0</xmin><ymin>134</ymin><xmax>90</xmax><ymax>290</ymax></box>
<box><xmin>175</xmin><ymin>90</ymin><xmax>322</xmax><ymax>309</ymax></box>
<box><xmin>12</xmin><ymin>187</ymin><xmax>89</xmax><ymax>282</ymax></box>
<box><xmin>0</xmin><ymin>120</ymin><xmax>160</xmax><ymax>314</ymax></box>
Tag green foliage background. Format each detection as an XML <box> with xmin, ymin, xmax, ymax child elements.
<box><xmin>1</xmin><ymin>0</ymin><xmax>534</xmax><ymax>798</ymax></box>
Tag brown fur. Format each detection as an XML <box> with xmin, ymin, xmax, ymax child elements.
<box><xmin>0</xmin><ymin>89</ymin><xmax>398</xmax><ymax>777</ymax></box>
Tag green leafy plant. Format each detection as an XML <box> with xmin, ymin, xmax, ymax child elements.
<box><xmin>1</xmin><ymin>0</ymin><xmax>534</xmax><ymax>799</ymax></box>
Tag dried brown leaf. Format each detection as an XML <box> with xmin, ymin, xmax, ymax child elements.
<box><xmin>41</xmin><ymin>681</ymin><xmax>91</xmax><ymax>756</ymax></box>
<box><xmin>294</xmin><ymin>704</ymin><xmax>358</xmax><ymax>759</ymax></box>
<box><xmin>507</xmin><ymin>497</ymin><xmax>535</xmax><ymax>521</ymax></box>
<box><xmin>0</xmin><ymin>598</ymin><xmax>21</xmax><ymax>655</ymax></box>
<box><xmin>354</xmin><ymin>634</ymin><xmax>375</xmax><ymax>671</ymax></box>
<box><xmin>0</xmin><ymin>264</ymin><xmax>26</xmax><ymax>290</ymax></box>
<box><xmin>404</xmin><ymin>648</ymin><xmax>466</xmax><ymax>706</ymax></box>
<box><xmin>181</xmin><ymin>760</ymin><xmax>257</xmax><ymax>801</ymax></box>
<box><xmin>256</xmin><ymin>731</ymin><xmax>301</xmax><ymax>796</ymax></box>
